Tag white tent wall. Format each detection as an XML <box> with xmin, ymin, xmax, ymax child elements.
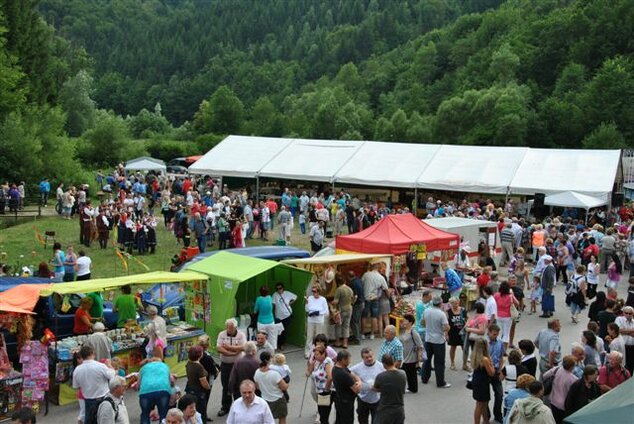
<box><xmin>509</xmin><ymin>148</ymin><xmax>621</xmax><ymax>198</ymax></box>
<box><xmin>189</xmin><ymin>135</ymin><xmax>621</xmax><ymax>199</ymax></box>
<box><xmin>258</xmin><ymin>138</ymin><xmax>364</xmax><ymax>181</ymax></box>
<box><xmin>334</xmin><ymin>141</ymin><xmax>441</xmax><ymax>188</ymax></box>
<box><xmin>124</xmin><ymin>156</ymin><xmax>166</xmax><ymax>172</ymax></box>
<box><xmin>416</xmin><ymin>145</ymin><xmax>529</xmax><ymax>194</ymax></box>
<box><xmin>187</xmin><ymin>135</ymin><xmax>293</xmax><ymax>178</ymax></box>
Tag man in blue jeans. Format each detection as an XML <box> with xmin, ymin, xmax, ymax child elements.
<box><xmin>421</xmin><ymin>295</ymin><xmax>451</xmax><ymax>388</ymax></box>
<box><xmin>39</xmin><ymin>178</ymin><xmax>51</xmax><ymax>207</ymax></box>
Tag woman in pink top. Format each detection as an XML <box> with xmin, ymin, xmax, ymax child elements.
<box><xmin>494</xmin><ymin>282</ymin><xmax>519</xmax><ymax>350</ymax></box>
<box><xmin>464</xmin><ymin>302</ymin><xmax>488</xmax><ymax>371</ymax></box>
<box><xmin>542</xmin><ymin>355</ymin><xmax>578</xmax><ymax>424</ymax></box>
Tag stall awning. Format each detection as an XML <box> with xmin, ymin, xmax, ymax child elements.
<box><xmin>544</xmin><ymin>191</ymin><xmax>608</xmax><ymax>209</ymax></box>
<box><xmin>39</xmin><ymin>271</ymin><xmax>208</xmax><ymax>296</ymax></box>
<box><xmin>185</xmin><ymin>251</ymin><xmax>312</xmax><ymax>281</ymax></box>
<box><xmin>336</xmin><ymin>213</ymin><xmax>460</xmax><ymax>255</ymax></box>
<box><xmin>0</xmin><ymin>284</ymin><xmax>52</xmax><ymax>314</ymax></box>
<box><xmin>282</xmin><ymin>253</ymin><xmax>392</xmax><ymax>266</ymax></box>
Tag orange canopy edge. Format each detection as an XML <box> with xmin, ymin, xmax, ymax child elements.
<box><xmin>0</xmin><ymin>283</ymin><xmax>52</xmax><ymax>314</ymax></box>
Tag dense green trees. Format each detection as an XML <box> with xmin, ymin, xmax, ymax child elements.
<box><xmin>33</xmin><ymin>0</ymin><xmax>634</xmax><ymax>150</ymax></box>
<box><xmin>2</xmin><ymin>0</ymin><xmax>634</xmax><ymax>188</ymax></box>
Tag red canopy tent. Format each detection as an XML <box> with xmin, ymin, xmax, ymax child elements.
<box><xmin>336</xmin><ymin>214</ymin><xmax>460</xmax><ymax>255</ymax></box>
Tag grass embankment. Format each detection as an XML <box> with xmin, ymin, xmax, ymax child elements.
<box><xmin>0</xmin><ymin>216</ymin><xmax>313</xmax><ymax>278</ymax></box>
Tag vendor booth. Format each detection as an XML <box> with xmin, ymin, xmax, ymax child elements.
<box><xmin>6</xmin><ymin>271</ymin><xmax>209</xmax><ymax>406</ymax></box>
<box><xmin>183</xmin><ymin>251</ymin><xmax>313</xmax><ymax>348</ymax></box>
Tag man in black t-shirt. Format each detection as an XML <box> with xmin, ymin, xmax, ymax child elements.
<box><xmin>332</xmin><ymin>350</ymin><xmax>361</xmax><ymax>424</ymax></box>
<box><xmin>373</xmin><ymin>353</ymin><xmax>407</xmax><ymax>424</ymax></box>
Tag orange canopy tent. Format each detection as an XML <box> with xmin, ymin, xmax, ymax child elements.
<box><xmin>0</xmin><ymin>283</ymin><xmax>52</xmax><ymax>315</ymax></box>
<box><xmin>336</xmin><ymin>213</ymin><xmax>460</xmax><ymax>255</ymax></box>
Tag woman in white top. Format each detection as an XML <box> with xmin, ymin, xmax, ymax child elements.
<box><xmin>304</xmin><ymin>286</ymin><xmax>329</xmax><ymax>359</ymax></box>
<box><xmin>254</xmin><ymin>351</ymin><xmax>288</xmax><ymax>424</ymax></box>
<box><xmin>586</xmin><ymin>255</ymin><xmax>600</xmax><ymax>299</ymax></box>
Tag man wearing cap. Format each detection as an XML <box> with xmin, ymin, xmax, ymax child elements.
<box><xmin>421</xmin><ymin>295</ymin><xmax>451</xmax><ymax>388</ymax></box>
<box><xmin>84</xmin><ymin>323</ymin><xmax>114</xmax><ymax>361</ymax></box>
<box><xmin>540</xmin><ymin>255</ymin><xmax>556</xmax><ymax>318</ymax></box>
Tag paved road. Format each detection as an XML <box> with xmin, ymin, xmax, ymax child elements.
<box><xmin>39</xmin><ymin>274</ymin><xmax>628</xmax><ymax>424</ymax></box>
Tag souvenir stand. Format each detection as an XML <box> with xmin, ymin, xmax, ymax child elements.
<box><xmin>282</xmin><ymin>253</ymin><xmax>392</xmax><ymax>339</ymax></box>
<box><xmin>0</xmin><ymin>288</ymin><xmax>48</xmax><ymax>421</ymax></box>
<box><xmin>335</xmin><ymin>214</ymin><xmax>461</xmax><ymax>328</ymax></box>
<box><xmin>183</xmin><ymin>251</ymin><xmax>314</xmax><ymax>348</ymax></box>
<box><xmin>33</xmin><ymin>271</ymin><xmax>208</xmax><ymax>406</ymax></box>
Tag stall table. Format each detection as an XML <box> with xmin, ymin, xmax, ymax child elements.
<box><xmin>50</xmin><ymin>323</ymin><xmax>204</xmax><ymax>406</ymax></box>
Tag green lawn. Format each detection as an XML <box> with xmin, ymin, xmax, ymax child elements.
<box><xmin>0</xmin><ymin>217</ymin><xmax>313</xmax><ymax>278</ymax></box>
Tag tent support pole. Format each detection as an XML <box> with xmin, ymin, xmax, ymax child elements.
<box><xmin>504</xmin><ymin>187</ymin><xmax>510</xmax><ymax>208</ymax></box>
<box><xmin>256</xmin><ymin>176</ymin><xmax>260</xmax><ymax>203</ymax></box>
<box><xmin>414</xmin><ymin>187</ymin><xmax>418</xmax><ymax>214</ymax></box>
<box><xmin>331</xmin><ymin>181</ymin><xmax>335</xmax><ymax>195</ymax></box>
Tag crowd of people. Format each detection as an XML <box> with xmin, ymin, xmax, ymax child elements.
<box><xmin>7</xmin><ymin>170</ymin><xmax>634</xmax><ymax>424</ymax></box>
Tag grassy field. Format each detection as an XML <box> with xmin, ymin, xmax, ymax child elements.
<box><xmin>0</xmin><ymin>216</ymin><xmax>314</xmax><ymax>278</ymax></box>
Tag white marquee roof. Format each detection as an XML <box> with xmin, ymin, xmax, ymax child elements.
<box><xmin>335</xmin><ymin>142</ymin><xmax>441</xmax><ymax>188</ymax></box>
<box><xmin>190</xmin><ymin>136</ymin><xmax>622</xmax><ymax>197</ymax></box>
<box><xmin>509</xmin><ymin>148</ymin><xmax>621</xmax><ymax>197</ymax></box>
<box><xmin>258</xmin><ymin>138</ymin><xmax>364</xmax><ymax>181</ymax></box>
<box><xmin>188</xmin><ymin>136</ymin><xmax>293</xmax><ymax>178</ymax></box>
<box><xmin>544</xmin><ymin>191</ymin><xmax>607</xmax><ymax>209</ymax></box>
<box><xmin>416</xmin><ymin>145</ymin><xmax>528</xmax><ymax>194</ymax></box>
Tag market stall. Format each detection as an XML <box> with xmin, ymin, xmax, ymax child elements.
<box><xmin>282</xmin><ymin>253</ymin><xmax>393</xmax><ymax>338</ymax></box>
<box><xmin>0</xmin><ymin>290</ymin><xmax>44</xmax><ymax>421</ymax></box>
<box><xmin>183</xmin><ymin>251</ymin><xmax>314</xmax><ymax>348</ymax></box>
<box><xmin>26</xmin><ymin>271</ymin><xmax>208</xmax><ymax>405</ymax></box>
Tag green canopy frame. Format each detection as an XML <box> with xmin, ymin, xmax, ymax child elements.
<box><xmin>184</xmin><ymin>251</ymin><xmax>313</xmax><ymax>349</ymax></box>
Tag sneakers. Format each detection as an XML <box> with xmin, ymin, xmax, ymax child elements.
<box><xmin>314</xmin><ymin>412</ymin><xmax>320</xmax><ymax>424</ymax></box>
<box><xmin>439</xmin><ymin>383</ymin><xmax>452</xmax><ymax>388</ymax></box>
<box><xmin>361</xmin><ymin>334</ymin><xmax>366</xmax><ymax>340</ymax></box>
<box><xmin>369</xmin><ymin>334</ymin><xmax>375</xmax><ymax>340</ymax></box>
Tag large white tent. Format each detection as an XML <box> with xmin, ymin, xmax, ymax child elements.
<box><xmin>189</xmin><ymin>135</ymin><xmax>622</xmax><ymax>198</ymax></box>
<box><xmin>416</xmin><ymin>145</ymin><xmax>528</xmax><ymax>194</ymax></box>
<box><xmin>544</xmin><ymin>191</ymin><xmax>607</xmax><ymax>209</ymax></box>
<box><xmin>124</xmin><ymin>156</ymin><xmax>166</xmax><ymax>172</ymax></box>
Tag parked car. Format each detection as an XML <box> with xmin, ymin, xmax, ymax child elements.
<box><xmin>167</xmin><ymin>165</ymin><xmax>188</xmax><ymax>175</ymax></box>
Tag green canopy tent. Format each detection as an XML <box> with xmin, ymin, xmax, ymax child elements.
<box><xmin>182</xmin><ymin>251</ymin><xmax>313</xmax><ymax>349</ymax></box>
<box><xmin>563</xmin><ymin>377</ymin><xmax>634</xmax><ymax>424</ymax></box>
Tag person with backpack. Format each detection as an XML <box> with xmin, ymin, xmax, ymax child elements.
<box><xmin>96</xmin><ymin>376</ymin><xmax>129</xmax><ymax>424</ymax></box>
<box><xmin>72</xmin><ymin>345</ymin><xmax>116</xmax><ymax>424</ymax></box>
<box><xmin>566</xmin><ymin>265</ymin><xmax>588</xmax><ymax>324</ymax></box>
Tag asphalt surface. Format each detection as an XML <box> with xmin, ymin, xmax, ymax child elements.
<box><xmin>40</xmin><ymin>272</ymin><xmax>628</xmax><ymax>424</ymax></box>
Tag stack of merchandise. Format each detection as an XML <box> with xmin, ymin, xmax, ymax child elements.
<box><xmin>20</xmin><ymin>341</ymin><xmax>49</xmax><ymax>412</ymax></box>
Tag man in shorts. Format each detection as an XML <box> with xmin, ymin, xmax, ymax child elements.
<box><xmin>362</xmin><ymin>263</ymin><xmax>388</xmax><ymax>340</ymax></box>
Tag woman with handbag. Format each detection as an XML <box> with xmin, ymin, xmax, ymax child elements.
<box><xmin>471</xmin><ymin>338</ymin><xmax>496</xmax><ymax>424</ymax></box>
<box><xmin>307</xmin><ymin>345</ymin><xmax>333</xmax><ymax>424</ymax></box>
<box><xmin>493</xmin><ymin>282</ymin><xmax>519</xmax><ymax>352</ymax></box>
<box><xmin>185</xmin><ymin>346</ymin><xmax>211</xmax><ymax>423</ymax></box>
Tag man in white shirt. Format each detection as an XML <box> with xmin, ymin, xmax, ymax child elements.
<box><xmin>483</xmin><ymin>286</ymin><xmax>497</xmax><ymax>323</ymax></box>
<box><xmin>272</xmin><ymin>283</ymin><xmax>297</xmax><ymax>351</ymax></box>
<box><xmin>227</xmin><ymin>379</ymin><xmax>274</xmax><ymax>424</ymax></box>
<box><xmin>73</xmin><ymin>345</ymin><xmax>115</xmax><ymax>424</ymax></box>
<box><xmin>615</xmin><ymin>306</ymin><xmax>634</xmax><ymax>374</ymax></box>
<box><xmin>350</xmin><ymin>347</ymin><xmax>385</xmax><ymax>424</ymax></box>
<box><xmin>216</xmin><ymin>318</ymin><xmax>247</xmax><ymax>417</ymax></box>
<box><xmin>76</xmin><ymin>250</ymin><xmax>92</xmax><ymax>281</ymax></box>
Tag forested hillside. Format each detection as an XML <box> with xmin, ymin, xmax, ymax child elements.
<box><xmin>1</xmin><ymin>0</ymin><xmax>633</xmax><ymax>187</ymax></box>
